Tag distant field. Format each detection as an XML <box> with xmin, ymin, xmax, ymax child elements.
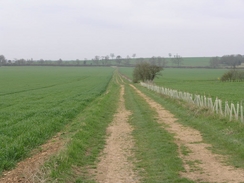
<box><xmin>119</xmin><ymin>67</ymin><xmax>244</xmax><ymax>104</ymax></box>
<box><xmin>175</xmin><ymin>57</ymin><xmax>211</xmax><ymax>66</ymax></box>
<box><xmin>112</xmin><ymin>57</ymin><xmax>211</xmax><ymax>67</ymax></box>
<box><xmin>119</xmin><ymin>67</ymin><xmax>134</xmax><ymax>79</ymax></box>
<box><xmin>0</xmin><ymin>66</ymin><xmax>113</xmax><ymax>172</ymax></box>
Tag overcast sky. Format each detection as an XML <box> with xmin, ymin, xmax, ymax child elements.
<box><xmin>0</xmin><ymin>0</ymin><xmax>243</xmax><ymax>60</ymax></box>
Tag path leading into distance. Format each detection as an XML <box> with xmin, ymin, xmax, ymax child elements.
<box><xmin>94</xmin><ymin>82</ymin><xmax>140</xmax><ymax>183</ymax></box>
<box><xmin>2</xmin><ymin>73</ymin><xmax>244</xmax><ymax>182</ymax></box>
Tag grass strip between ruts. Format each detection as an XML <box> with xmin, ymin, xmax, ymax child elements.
<box><xmin>136</xmin><ymin>83</ymin><xmax>244</xmax><ymax>170</ymax></box>
<box><xmin>124</xmin><ymin>84</ymin><xmax>193</xmax><ymax>183</ymax></box>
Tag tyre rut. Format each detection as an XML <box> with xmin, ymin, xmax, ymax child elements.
<box><xmin>130</xmin><ymin>84</ymin><xmax>244</xmax><ymax>183</ymax></box>
<box><xmin>94</xmin><ymin>81</ymin><xmax>140</xmax><ymax>183</ymax></box>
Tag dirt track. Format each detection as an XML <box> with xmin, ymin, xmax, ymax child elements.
<box><xmin>130</xmin><ymin>84</ymin><xmax>244</xmax><ymax>183</ymax></box>
<box><xmin>0</xmin><ymin>133</ymin><xmax>64</xmax><ymax>183</ymax></box>
<box><xmin>2</xmin><ymin>75</ymin><xmax>244</xmax><ymax>183</ymax></box>
<box><xmin>94</xmin><ymin>84</ymin><xmax>140</xmax><ymax>183</ymax></box>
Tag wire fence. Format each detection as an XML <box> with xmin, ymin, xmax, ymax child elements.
<box><xmin>140</xmin><ymin>82</ymin><xmax>243</xmax><ymax>122</ymax></box>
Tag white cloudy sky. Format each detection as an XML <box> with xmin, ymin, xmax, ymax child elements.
<box><xmin>0</xmin><ymin>0</ymin><xmax>243</xmax><ymax>60</ymax></box>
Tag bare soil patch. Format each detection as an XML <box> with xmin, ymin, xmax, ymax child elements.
<box><xmin>131</xmin><ymin>84</ymin><xmax>244</xmax><ymax>183</ymax></box>
<box><xmin>0</xmin><ymin>133</ymin><xmax>64</xmax><ymax>183</ymax></box>
<box><xmin>94</xmin><ymin>85</ymin><xmax>140</xmax><ymax>183</ymax></box>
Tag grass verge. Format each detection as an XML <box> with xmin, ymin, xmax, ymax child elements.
<box><xmin>137</xmin><ymin>83</ymin><xmax>244</xmax><ymax>169</ymax></box>
<box><xmin>124</xmin><ymin>84</ymin><xmax>193</xmax><ymax>183</ymax></box>
<box><xmin>38</xmin><ymin>74</ymin><xmax>120</xmax><ymax>182</ymax></box>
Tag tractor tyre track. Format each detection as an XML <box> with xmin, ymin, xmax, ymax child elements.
<box><xmin>130</xmin><ymin>84</ymin><xmax>244</xmax><ymax>183</ymax></box>
<box><xmin>95</xmin><ymin>84</ymin><xmax>140</xmax><ymax>183</ymax></box>
<box><xmin>0</xmin><ymin>133</ymin><xmax>64</xmax><ymax>183</ymax></box>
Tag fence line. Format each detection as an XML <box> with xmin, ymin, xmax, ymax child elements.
<box><xmin>140</xmin><ymin>82</ymin><xmax>243</xmax><ymax>123</ymax></box>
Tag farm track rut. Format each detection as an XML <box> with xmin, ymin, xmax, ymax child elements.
<box><xmin>130</xmin><ymin>84</ymin><xmax>244</xmax><ymax>183</ymax></box>
<box><xmin>0</xmin><ymin>133</ymin><xmax>64</xmax><ymax>183</ymax></box>
<box><xmin>94</xmin><ymin>82</ymin><xmax>140</xmax><ymax>183</ymax></box>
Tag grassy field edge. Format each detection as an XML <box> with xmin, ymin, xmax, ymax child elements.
<box><xmin>0</xmin><ymin>67</ymin><xmax>114</xmax><ymax>174</ymax></box>
<box><xmin>36</xmin><ymin>72</ymin><xmax>120</xmax><ymax>182</ymax></box>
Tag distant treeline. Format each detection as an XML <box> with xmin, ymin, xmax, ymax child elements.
<box><xmin>209</xmin><ymin>54</ymin><xmax>244</xmax><ymax>68</ymax></box>
<box><xmin>1</xmin><ymin>54</ymin><xmax>244</xmax><ymax>68</ymax></box>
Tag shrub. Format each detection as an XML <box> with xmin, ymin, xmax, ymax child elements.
<box><xmin>221</xmin><ymin>69</ymin><xmax>244</xmax><ymax>81</ymax></box>
<box><xmin>133</xmin><ymin>62</ymin><xmax>163</xmax><ymax>83</ymax></box>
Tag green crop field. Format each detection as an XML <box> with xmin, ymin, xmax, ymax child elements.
<box><xmin>177</xmin><ymin>57</ymin><xmax>211</xmax><ymax>67</ymax></box>
<box><xmin>0</xmin><ymin>66</ymin><xmax>113</xmax><ymax>172</ymax></box>
<box><xmin>119</xmin><ymin>67</ymin><xmax>244</xmax><ymax>104</ymax></box>
<box><xmin>2</xmin><ymin>66</ymin><xmax>244</xmax><ymax>182</ymax></box>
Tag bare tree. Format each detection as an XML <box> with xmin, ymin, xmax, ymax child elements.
<box><xmin>26</xmin><ymin>59</ymin><xmax>34</xmax><ymax>65</ymax></box>
<box><xmin>38</xmin><ymin>59</ymin><xmax>45</xmax><ymax>65</ymax></box>
<box><xmin>101</xmin><ymin>56</ymin><xmax>106</xmax><ymax>65</ymax></box>
<box><xmin>124</xmin><ymin>55</ymin><xmax>131</xmax><ymax>66</ymax></box>
<box><xmin>16</xmin><ymin>59</ymin><xmax>27</xmax><ymax>65</ymax></box>
<box><xmin>132</xmin><ymin>53</ymin><xmax>136</xmax><ymax>58</ymax></box>
<box><xmin>172</xmin><ymin>54</ymin><xmax>183</xmax><ymax>67</ymax></box>
<box><xmin>83</xmin><ymin>58</ymin><xmax>87</xmax><ymax>65</ymax></box>
<box><xmin>0</xmin><ymin>55</ymin><xmax>6</xmax><ymax>66</ymax></box>
<box><xmin>157</xmin><ymin>56</ymin><xmax>167</xmax><ymax>67</ymax></box>
<box><xmin>116</xmin><ymin>55</ymin><xmax>122</xmax><ymax>65</ymax></box>
<box><xmin>93</xmin><ymin>56</ymin><xmax>100</xmax><ymax>65</ymax></box>
<box><xmin>209</xmin><ymin>57</ymin><xmax>220</xmax><ymax>68</ymax></box>
<box><xmin>110</xmin><ymin>53</ymin><xmax>115</xmax><ymax>60</ymax></box>
<box><xmin>149</xmin><ymin>56</ymin><xmax>156</xmax><ymax>65</ymax></box>
<box><xmin>220</xmin><ymin>54</ymin><xmax>244</xmax><ymax>68</ymax></box>
<box><xmin>162</xmin><ymin>57</ymin><xmax>168</xmax><ymax>67</ymax></box>
<box><xmin>57</xmin><ymin>58</ymin><xmax>63</xmax><ymax>65</ymax></box>
<box><xmin>104</xmin><ymin>55</ymin><xmax>110</xmax><ymax>65</ymax></box>
<box><xmin>76</xmin><ymin>59</ymin><xmax>80</xmax><ymax>65</ymax></box>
